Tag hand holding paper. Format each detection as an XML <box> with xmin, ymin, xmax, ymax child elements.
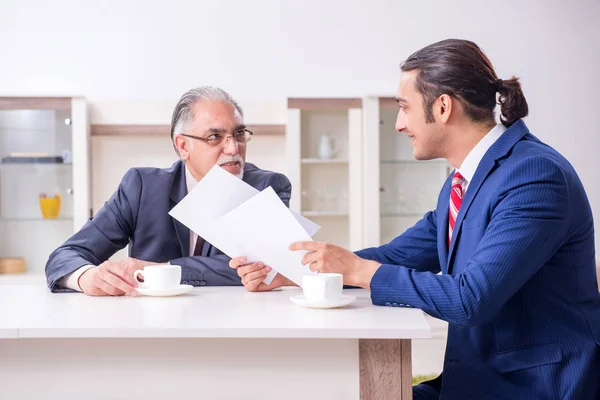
<box><xmin>218</xmin><ymin>186</ymin><xmax>318</xmax><ymax>286</ymax></box>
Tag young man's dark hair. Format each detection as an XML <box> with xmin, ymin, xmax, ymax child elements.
<box><xmin>401</xmin><ymin>39</ymin><xmax>528</xmax><ymax>127</ymax></box>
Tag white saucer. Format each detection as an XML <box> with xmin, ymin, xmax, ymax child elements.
<box><xmin>290</xmin><ymin>294</ymin><xmax>356</xmax><ymax>309</ymax></box>
<box><xmin>136</xmin><ymin>284</ymin><xmax>193</xmax><ymax>297</ymax></box>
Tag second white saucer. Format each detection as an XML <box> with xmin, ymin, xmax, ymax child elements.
<box><xmin>136</xmin><ymin>284</ymin><xmax>193</xmax><ymax>297</ymax></box>
<box><xmin>290</xmin><ymin>294</ymin><xmax>356</xmax><ymax>309</ymax></box>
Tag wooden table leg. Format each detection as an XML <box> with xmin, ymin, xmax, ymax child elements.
<box><xmin>359</xmin><ymin>339</ymin><xmax>412</xmax><ymax>400</ymax></box>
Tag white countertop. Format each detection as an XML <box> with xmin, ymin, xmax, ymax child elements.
<box><xmin>0</xmin><ymin>285</ymin><xmax>83</xmax><ymax>338</ymax></box>
<box><xmin>0</xmin><ymin>285</ymin><xmax>431</xmax><ymax>340</ymax></box>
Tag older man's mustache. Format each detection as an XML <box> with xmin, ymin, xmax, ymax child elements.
<box><xmin>218</xmin><ymin>154</ymin><xmax>244</xmax><ymax>167</ymax></box>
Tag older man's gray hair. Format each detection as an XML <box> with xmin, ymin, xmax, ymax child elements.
<box><xmin>170</xmin><ymin>86</ymin><xmax>244</xmax><ymax>153</ymax></box>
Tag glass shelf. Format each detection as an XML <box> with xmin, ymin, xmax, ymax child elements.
<box><xmin>0</xmin><ymin>217</ymin><xmax>72</xmax><ymax>222</ymax></box>
<box><xmin>0</xmin><ymin>162</ymin><xmax>72</xmax><ymax>167</ymax></box>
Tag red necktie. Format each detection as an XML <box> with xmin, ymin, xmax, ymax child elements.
<box><xmin>448</xmin><ymin>171</ymin><xmax>464</xmax><ymax>247</ymax></box>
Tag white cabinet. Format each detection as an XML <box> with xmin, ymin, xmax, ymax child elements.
<box><xmin>286</xmin><ymin>99</ymin><xmax>363</xmax><ymax>251</ymax></box>
<box><xmin>0</xmin><ymin>98</ymin><xmax>90</xmax><ymax>274</ymax></box>
<box><xmin>286</xmin><ymin>97</ymin><xmax>450</xmax><ymax>251</ymax></box>
<box><xmin>362</xmin><ymin>97</ymin><xmax>451</xmax><ymax>247</ymax></box>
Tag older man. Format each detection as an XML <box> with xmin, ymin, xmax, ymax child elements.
<box><xmin>46</xmin><ymin>86</ymin><xmax>291</xmax><ymax>295</ymax></box>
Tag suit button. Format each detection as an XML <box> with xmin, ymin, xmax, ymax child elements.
<box><xmin>200</xmin><ymin>280</ymin><xmax>207</xmax><ymax>286</ymax></box>
<box><xmin>182</xmin><ymin>280</ymin><xmax>189</xmax><ymax>285</ymax></box>
<box><xmin>385</xmin><ymin>302</ymin><xmax>392</xmax><ymax>306</ymax></box>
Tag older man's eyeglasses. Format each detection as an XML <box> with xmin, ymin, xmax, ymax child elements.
<box><xmin>179</xmin><ymin>129</ymin><xmax>253</xmax><ymax>148</ymax></box>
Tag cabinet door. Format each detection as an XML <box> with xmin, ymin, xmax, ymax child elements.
<box><xmin>286</xmin><ymin>99</ymin><xmax>363</xmax><ymax>251</ymax></box>
<box><xmin>0</xmin><ymin>98</ymin><xmax>90</xmax><ymax>274</ymax></box>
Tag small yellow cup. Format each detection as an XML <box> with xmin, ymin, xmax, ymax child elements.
<box><xmin>39</xmin><ymin>196</ymin><xmax>61</xmax><ymax>219</ymax></box>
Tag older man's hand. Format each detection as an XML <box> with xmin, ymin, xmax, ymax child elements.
<box><xmin>289</xmin><ymin>242</ymin><xmax>381</xmax><ymax>289</ymax></box>
<box><xmin>79</xmin><ymin>257</ymin><xmax>158</xmax><ymax>296</ymax></box>
<box><xmin>229</xmin><ymin>257</ymin><xmax>295</xmax><ymax>292</ymax></box>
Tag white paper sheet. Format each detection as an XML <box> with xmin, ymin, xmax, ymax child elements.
<box><xmin>217</xmin><ymin>187</ymin><xmax>317</xmax><ymax>286</ymax></box>
<box><xmin>168</xmin><ymin>165</ymin><xmax>320</xmax><ymax>285</ymax></box>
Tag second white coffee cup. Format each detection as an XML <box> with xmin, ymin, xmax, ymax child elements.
<box><xmin>133</xmin><ymin>264</ymin><xmax>181</xmax><ymax>290</ymax></box>
<box><xmin>302</xmin><ymin>273</ymin><xmax>343</xmax><ymax>302</ymax></box>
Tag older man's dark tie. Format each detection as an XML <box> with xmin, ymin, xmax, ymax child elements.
<box><xmin>193</xmin><ymin>236</ymin><xmax>205</xmax><ymax>256</ymax></box>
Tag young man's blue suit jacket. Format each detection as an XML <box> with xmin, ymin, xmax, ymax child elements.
<box><xmin>357</xmin><ymin>120</ymin><xmax>600</xmax><ymax>399</ymax></box>
<box><xmin>45</xmin><ymin>161</ymin><xmax>291</xmax><ymax>292</ymax></box>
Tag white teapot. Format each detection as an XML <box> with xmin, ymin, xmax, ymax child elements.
<box><xmin>317</xmin><ymin>134</ymin><xmax>336</xmax><ymax>159</ymax></box>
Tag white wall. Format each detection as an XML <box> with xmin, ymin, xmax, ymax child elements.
<box><xmin>1</xmin><ymin>0</ymin><xmax>599</xmax><ymax>252</ymax></box>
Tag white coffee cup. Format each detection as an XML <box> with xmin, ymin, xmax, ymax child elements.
<box><xmin>302</xmin><ymin>273</ymin><xmax>343</xmax><ymax>302</ymax></box>
<box><xmin>133</xmin><ymin>264</ymin><xmax>181</xmax><ymax>290</ymax></box>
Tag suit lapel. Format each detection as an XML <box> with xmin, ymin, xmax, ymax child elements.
<box><xmin>437</xmin><ymin>176</ymin><xmax>452</xmax><ymax>273</ymax></box>
<box><xmin>446</xmin><ymin>155</ymin><xmax>496</xmax><ymax>272</ymax></box>
<box><xmin>446</xmin><ymin>120</ymin><xmax>531</xmax><ymax>273</ymax></box>
<box><xmin>169</xmin><ymin>162</ymin><xmax>190</xmax><ymax>258</ymax></box>
<box><xmin>203</xmin><ymin>241</ymin><xmax>213</xmax><ymax>257</ymax></box>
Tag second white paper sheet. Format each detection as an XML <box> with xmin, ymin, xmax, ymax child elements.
<box><xmin>217</xmin><ymin>186</ymin><xmax>317</xmax><ymax>287</ymax></box>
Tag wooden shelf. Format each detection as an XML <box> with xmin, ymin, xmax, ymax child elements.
<box><xmin>91</xmin><ymin>124</ymin><xmax>286</xmax><ymax>137</ymax></box>
<box><xmin>0</xmin><ymin>97</ymin><xmax>72</xmax><ymax>110</ymax></box>
<box><xmin>288</xmin><ymin>98</ymin><xmax>361</xmax><ymax>111</ymax></box>
<box><xmin>247</xmin><ymin>124</ymin><xmax>285</xmax><ymax>136</ymax></box>
<box><xmin>379</xmin><ymin>97</ymin><xmax>398</xmax><ymax>110</ymax></box>
<box><xmin>91</xmin><ymin>124</ymin><xmax>169</xmax><ymax>136</ymax></box>
<box><xmin>301</xmin><ymin>158</ymin><xmax>348</xmax><ymax>164</ymax></box>
<box><xmin>381</xmin><ymin>213</ymin><xmax>424</xmax><ymax>218</ymax></box>
<box><xmin>301</xmin><ymin>211</ymin><xmax>349</xmax><ymax>217</ymax></box>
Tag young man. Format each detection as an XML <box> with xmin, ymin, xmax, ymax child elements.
<box><xmin>233</xmin><ymin>40</ymin><xmax>600</xmax><ymax>399</ymax></box>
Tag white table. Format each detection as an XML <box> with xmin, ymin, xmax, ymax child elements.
<box><xmin>0</xmin><ymin>285</ymin><xmax>431</xmax><ymax>400</ymax></box>
<box><xmin>0</xmin><ymin>285</ymin><xmax>83</xmax><ymax>338</ymax></box>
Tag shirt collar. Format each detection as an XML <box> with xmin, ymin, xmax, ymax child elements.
<box><xmin>457</xmin><ymin>124</ymin><xmax>506</xmax><ymax>184</ymax></box>
<box><xmin>184</xmin><ymin>164</ymin><xmax>198</xmax><ymax>193</ymax></box>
